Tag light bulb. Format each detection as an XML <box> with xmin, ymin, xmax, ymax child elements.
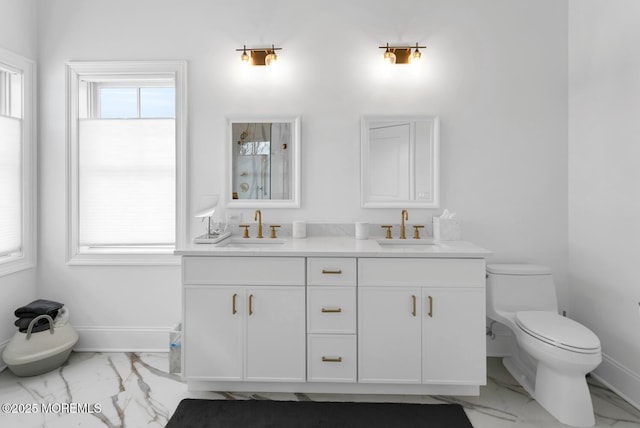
<box><xmin>240</xmin><ymin>47</ymin><xmax>251</xmax><ymax>65</ymax></box>
<box><xmin>383</xmin><ymin>44</ymin><xmax>396</xmax><ymax>65</ymax></box>
<box><xmin>265</xmin><ymin>52</ymin><xmax>277</xmax><ymax>66</ymax></box>
<box><xmin>412</xmin><ymin>44</ymin><xmax>422</xmax><ymax>62</ymax></box>
<box><xmin>265</xmin><ymin>45</ymin><xmax>278</xmax><ymax>66</ymax></box>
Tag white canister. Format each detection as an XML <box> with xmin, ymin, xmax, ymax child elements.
<box><xmin>292</xmin><ymin>221</ymin><xmax>306</xmax><ymax>239</ymax></box>
<box><xmin>355</xmin><ymin>222</ymin><xmax>369</xmax><ymax>240</ymax></box>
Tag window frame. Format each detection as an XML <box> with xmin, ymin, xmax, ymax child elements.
<box><xmin>0</xmin><ymin>47</ymin><xmax>36</xmax><ymax>277</ymax></box>
<box><xmin>90</xmin><ymin>81</ymin><xmax>176</xmax><ymax>119</ymax></box>
<box><xmin>66</xmin><ymin>61</ymin><xmax>187</xmax><ymax>265</ymax></box>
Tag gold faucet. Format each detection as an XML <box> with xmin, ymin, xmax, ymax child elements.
<box><xmin>254</xmin><ymin>210</ymin><xmax>263</xmax><ymax>238</ymax></box>
<box><xmin>400</xmin><ymin>209</ymin><xmax>409</xmax><ymax>239</ymax></box>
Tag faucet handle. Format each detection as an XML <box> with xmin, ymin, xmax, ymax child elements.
<box><xmin>413</xmin><ymin>225</ymin><xmax>425</xmax><ymax>239</ymax></box>
<box><xmin>269</xmin><ymin>225</ymin><xmax>281</xmax><ymax>239</ymax></box>
<box><xmin>239</xmin><ymin>224</ymin><xmax>251</xmax><ymax>238</ymax></box>
<box><xmin>381</xmin><ymin>225</ymin><xmax>393</xmax><ymax>239</ymax></box>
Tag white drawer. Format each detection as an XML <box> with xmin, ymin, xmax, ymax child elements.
<box><xmin>183</xmin><ymin>256</ymin><xmax>305</xmax><ymax>285</ymax></box>
<box><xmin>307</xmin><ymin>334</ymin><xmax>357</xmax><ymax>383</ymax></box>
<box><xmin>307</xmin><ymin>287</ymin><xmax>356</xmax><ymax>334</ymax></box>
<box><xmin>307</xmin><ymin>258</ymin><xmax>357</xmax><ymax>286</ymax></box>
<box><xmin>358</xmin><ymin>258</ymin><xmax>485</xmax><ymax>287</ymax></box>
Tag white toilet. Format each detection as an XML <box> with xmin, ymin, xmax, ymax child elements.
<box><xmin>486</xmin><ymin>264</ymin><xmax>602</xmax><ymax>427</ymax></box>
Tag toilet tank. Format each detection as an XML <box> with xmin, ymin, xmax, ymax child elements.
<box><xmin>486</xmin><ymin>264</ymin><xmax>558</xmax><ymax>319</ymax></box>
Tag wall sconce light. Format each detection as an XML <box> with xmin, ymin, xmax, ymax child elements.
<box><xmin>236</xmin><ymin>44</ymin><xmax>282</xmax><ymax>66</ymax></box>
<box><xmin>379</xmin><ymin>42</ymin><xmax>426</xmax><ymax>64</ymax></box>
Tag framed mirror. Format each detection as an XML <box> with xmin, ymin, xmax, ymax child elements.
<box><xmin>226</xmin><ymin>115</ymin><xmax>300</xmax><ymax>208</ymax></box>
<box><xmin>361</xmin><ymin>115</ymin><xmax>439</xmax><ymax>208</ymax></box>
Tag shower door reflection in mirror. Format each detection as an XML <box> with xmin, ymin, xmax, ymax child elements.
<box><xmin>227</xmin><ymin>116</ymin><xmax>300</xmax><ymax>208</ymax></box>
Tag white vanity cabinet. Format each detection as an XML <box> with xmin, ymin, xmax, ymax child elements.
<box><xmin>178</xmin><ymin>239</ymin><xmax>490</xmax><ymax>396</ymax></box>
<box><xmin>182</xmin><ymin>256</ymin><xmax>306</xmax><ymax>382</ymax></box>
<box><xmin>358</xmin><ymin>258</ymin><xmax>486</xmax><ymax>385</ymax></box>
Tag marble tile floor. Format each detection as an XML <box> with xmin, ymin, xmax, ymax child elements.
<box><xmin>0</xmin><ymin>352</ymin><xmax>638</xmax><ymax>428</ymax></box>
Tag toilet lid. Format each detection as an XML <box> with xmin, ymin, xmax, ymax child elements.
<box><xmin>515</xmin><ymin>311</ymin><xmax>601</xmax><ymax>353</ymax></box>
<box><xmin>486</xmin><ymin>264</ymin><xmax>551</xmax><ymax>275</ymax></box>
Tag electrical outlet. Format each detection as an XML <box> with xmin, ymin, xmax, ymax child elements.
<box><xmin>226</xmin><ymin>213</ymin><xmax>241</xmax><ymax>223</ymax></box>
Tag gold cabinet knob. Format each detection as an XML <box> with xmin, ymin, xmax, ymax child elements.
<box><xmin>381</xmin><ymin>225</ymin><xmax>393</xmax><ymax>239</ymax></box>
<box><xmin>269</xmin><ymin>225</ymin><xmax>281</xmax><ymax>238</ymax></box>
<box><xmin>413</xmin><ymin>225</ymin><xmax>425</xmax><ymax>239</ymax></box>
<box><xmin>239</xmin><ymin>224</ymin><xmax>251</xmax><ymax>238</ymax></box>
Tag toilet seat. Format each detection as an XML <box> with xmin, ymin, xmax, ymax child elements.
<box><xmin>487</xmin><ymin>264</ymin><xmax>552</xmax><ymax>275</ymax></box>
<box><xmin>515</xmin><ymin>311</ymin><xmax>600</xmax><ymax>354</ymax></box>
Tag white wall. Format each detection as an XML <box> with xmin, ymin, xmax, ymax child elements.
<box><xmin>35</xmin><ymin>0</ymin><xmax>569</xmax><ymax>349</ymax></box>
<box><xmin>568</xmin><ymin>0</ymin><xmax>640</xmax><ymax>408</ymax></box>
<box><xmin>0</xmin><ymin>0</ymin><xmax>37</xmax><ymax>359</ymax></box>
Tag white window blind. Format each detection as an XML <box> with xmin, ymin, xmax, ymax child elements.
<box><xmin>67</xmin><ymin>61</ymin><xmax>186</xmax><ymax>264</ymax></box>
<box><xmin>0</xmin><ymin>115</ymin><xmax>21</xmax><ymax>256</ymax></box>
<box><xmin>78</xmin><ymin>119</ymin><xmax>175</xmax><ymax>247</ymax></box>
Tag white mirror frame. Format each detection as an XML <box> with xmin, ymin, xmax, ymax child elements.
<box><xmin>361</xmin><ymin>114</ymin><xmax>440</xmax><ymax>208</ymax></box>
<box><xmin>226</xmin><ymin>115</ymin><xmax>301</xmax><ymax>208</ymax></box>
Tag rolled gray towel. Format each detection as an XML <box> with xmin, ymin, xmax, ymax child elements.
<box><xmin>14</xmin><ymin>299</ymin><xmax>63</xmax><ymax>318</ymax></box>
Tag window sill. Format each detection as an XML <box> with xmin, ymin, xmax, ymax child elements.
<box><xmin>68</xmin><ymin>246</ymin><xmax>180</xmax><ymax>266</ymax></box>
<box><xmin>0</xmin><ymin>254</ymin><xmax>36</xmax><ymax>277</ymax></box>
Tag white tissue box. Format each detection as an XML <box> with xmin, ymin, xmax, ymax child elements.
<box><xmin>433</xmin><ymin>217</ymin><xmax>461</xmax><ymax>241</ymax></box>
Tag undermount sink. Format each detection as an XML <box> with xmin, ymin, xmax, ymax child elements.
<box><xmin>377</xmin><ymin>238</ymin><xmax>436</xmax><ymax>246</ymax></box>
<box><xmin>219</xmin><ymin>237</ymin><xmax>286</xmax><ymax>248</ymax></box>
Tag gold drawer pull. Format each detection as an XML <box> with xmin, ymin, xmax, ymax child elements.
<box><xmin>249</xmin><ymin>294</ymin><xmax>254</xmax><ymax>316</ymax></box>
<box><xmin>321</xmin><ymin>308</ymin><xmax>342</xmax><ymax>313</ymax></box>
<box><xmin>411</xmin><ymin>295</ymin><xmax>416</xmax><ymax>317</ymax></box>
<box><xmin>321</xmin><ymin>356</ymin><xmax>343</xmax><ymax>363</ymax></box>
<box><xmin>427</xmin><ymin>295</ymin><xmax>433</xmax><ymax>318</ymax></box>
<box><xmin>232</xmin><ymin>293</ymin><xmax>237</xmax><ymax>315</ymax></box>
<box><xmin>321</xmin><ymin>269</ymin><xmax>342</xmax><ymax>275</ymax></box>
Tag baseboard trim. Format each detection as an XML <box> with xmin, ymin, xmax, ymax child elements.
<box><xmin>73</xmin><ymin>326</ymin><xmax>172</xmax><ymax>353</ymax></box>
<box><xmin>592</xmin><ymin>352</ymin><xmax>640</xmax><ymax>411</ymax></box>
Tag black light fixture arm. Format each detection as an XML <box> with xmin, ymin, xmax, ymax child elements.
<box><xmin>236</xmin><ymin>46</ymin><xmax>282</xmax><ymax>53</ymax></box>
<box><xmin>378</xmin><ymin>43</ymin><xmax>427</xmax><ymax>50</ymax></box>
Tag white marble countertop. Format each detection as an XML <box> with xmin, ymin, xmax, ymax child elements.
<box><xmin>175</xmin><ymin>236</ymin><xmax>491</xmax><ymax>258</ymax></box>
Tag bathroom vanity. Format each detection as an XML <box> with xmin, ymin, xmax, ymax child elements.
<box><xmin>176</xmin><ymin>237</ymin><xmax>491</xmax><ymax>396</ymax></box>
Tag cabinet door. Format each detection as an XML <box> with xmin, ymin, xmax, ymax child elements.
<box><xmin>184</xmin><ymin>286</ymin><xmax>243</xmax><ymax>380</ymax></box>
<box><xmin>358</xmin><ymin>287</ymin><xmax>422</xmax><ymax>383</ymax></box>
<box><xmin>422</xmin><ymin>287</ymin><xmax>486</xmax><ymax>384</ymax></box>
<box><xmin>245</xmin><ymin>286</ymin><xmax>306</xmax><ymax>382</ymax></box>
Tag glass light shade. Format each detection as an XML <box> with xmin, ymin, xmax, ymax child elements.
<box><xmin>383</xmin><ymin>50</ymin><xmax>396</xmax><ymax>65</ymax></box>
<box><xmin>240</xmin><ymin>51</ymin><xmax>251</xmax><ymax>65</ymax></box>
<box><xmin>412</xmin><ymin>49</ymin><xmax>422</xmax><ymax>62</ymax></box>
<box><xmin>265</xmin><ymin>52</ymin><xmax>278</xmax><ymax>66</ymax></box>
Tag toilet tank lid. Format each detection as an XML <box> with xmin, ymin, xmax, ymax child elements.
<box><xmin>487</xmin><ymin>264</ymin><xmax>551</xmax><ymax>275</ymax></box>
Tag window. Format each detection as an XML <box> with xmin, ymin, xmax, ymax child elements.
<box><xmin>0</xmin><ymin>47</ymin><xmax>36</xmax><ymax>276</ymax></box>
<box><xmin>67</xmin><ymin>61</ymin><xmax>187</xmax><ymax>265</ymax></box>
